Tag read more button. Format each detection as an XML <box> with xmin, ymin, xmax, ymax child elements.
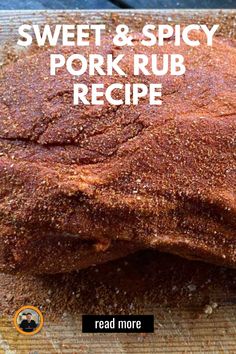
<box><xmin>96</xmin><ymin>317</ymin><xmax>141</xmax><ymax>330</ymax></box>
<box><xmin>82</xmin><ymin>315</ymin><xmax>154</xmax><ymax>333</ymax></box>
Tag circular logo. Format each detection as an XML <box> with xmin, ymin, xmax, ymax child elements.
<box><xmin>13</xmin><ymin>305</ymin><xmax>44</xmax><ymax>336</ymax></box>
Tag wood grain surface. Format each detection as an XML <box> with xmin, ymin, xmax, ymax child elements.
<box><xmin>0</xmin><ymin>10</ymin><xmax>236</xmax><ymax>354</ymax></box>
<box><xmin>0</xmin><ymin>305</ymin><xmax>236</xmax><ymax>353</ymax></box>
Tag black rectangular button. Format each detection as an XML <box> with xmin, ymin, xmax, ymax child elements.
<box><xmin>82</xmin><ymin>315</ymin><xmax>154</xmax><ymax>333</ymax></box>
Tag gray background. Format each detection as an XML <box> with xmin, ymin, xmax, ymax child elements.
<box><xmin>1</xmin><ymin>0</ymin><xmax>235</xmax><ymax>9</ymax></box>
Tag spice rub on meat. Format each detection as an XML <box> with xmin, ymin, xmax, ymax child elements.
<box><xmin>0</xmin><ymin>32</ymin><xmax>235</xmax><ymax>274</ymax></box>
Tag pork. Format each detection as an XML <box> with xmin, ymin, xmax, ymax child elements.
<box><xmin>0</xmin><ymin>32</ymin><xmax>235</xmax><ymax>273</ymax></box>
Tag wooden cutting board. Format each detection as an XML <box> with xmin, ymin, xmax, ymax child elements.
<box><xmin>0</xmin><ymin>10</ymin><xmax>235</xmax><ymax>354</ymax></box>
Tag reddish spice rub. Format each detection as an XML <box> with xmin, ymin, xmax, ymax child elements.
<box><xmin>0</xmin><ymin>32</ymin><xmax>235</xmax><ymax>274</ymax></box>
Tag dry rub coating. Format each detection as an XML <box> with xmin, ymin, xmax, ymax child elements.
<box><xmin>0</xmin><ymin>32</ymin><xmax>235</xmax><ymax>273</ymax></box>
